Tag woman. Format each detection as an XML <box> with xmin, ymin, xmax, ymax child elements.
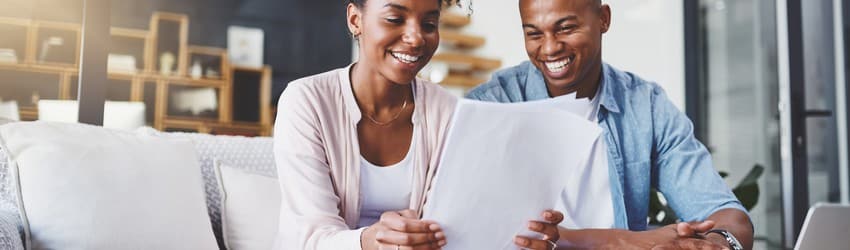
<box><xmin>274</xmin><ymin>0</ymin><xmax>563</xmax><ymax>249</ymax></box>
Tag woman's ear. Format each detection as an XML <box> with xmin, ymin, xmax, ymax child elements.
<box><xmin>347</xmin><ymin>3</ymin><xmax>362</xmax><ymax>39</ymax></box>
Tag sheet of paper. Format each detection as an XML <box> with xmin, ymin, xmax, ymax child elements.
<box><xmin>422</xmin><ymin>99</ymin><xmax>602</xmax><ymax>250</ymax></box>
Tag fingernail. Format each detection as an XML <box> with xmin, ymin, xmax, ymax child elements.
<box><xmin>528</xmin><ymin>222</ymin><xmax>542</xmax><ymax>230</ymax></box>
<box><xmin>435</xmin><ymin>232</ymin><xmax>445</xmax><ymax>240</ymax></box>
<box><xmin>439</xmin><ymin>240</ymin><xmax>447</xmax><ymax>246</ymax></box>
<box><xmin>514</xmin><ymin>236</ymin><xmax>527</xmax><ymax>245</ymax></box>
<box><xmin>544</xmin><ymin>211</ymin><xmax>553</xmax><ymax>218</ymax></box>
<box><xmin>429</xmin><ymin>224</ymin><xmax>441</xmax><ymax>231</ymax></box>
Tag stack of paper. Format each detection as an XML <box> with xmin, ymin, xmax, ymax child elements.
<box><xmin>422</xmin><ymin>99</ymin><xmax>601</xmax><ymax>250</ymax></box>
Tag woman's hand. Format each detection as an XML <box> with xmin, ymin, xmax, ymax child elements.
<box><xmin>514</xmin><ymin>210</ymin><xmax>564</xmax><ymax>250</ymax></box>
<box><xmin>361</xmin><ymin>209</ymin><xmax>446</xmax><ymax>250</ymax></box>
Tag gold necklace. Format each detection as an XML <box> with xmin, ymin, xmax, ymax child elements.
<box><xmin>365</xmin><ymin>95</ymin><xmax>409</xmax><ymax>127</ymax></box>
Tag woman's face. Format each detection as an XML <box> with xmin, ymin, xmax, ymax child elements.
<box><xmin>348</xmin><ymin>0</ymin><xmax>441</xmax><ymax>85</ymax></box>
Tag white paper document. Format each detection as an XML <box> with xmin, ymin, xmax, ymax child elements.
<box><xmin>422</xmin><ymin>99</ymin><xmax>602</xmax><ymax>250</ymax></box>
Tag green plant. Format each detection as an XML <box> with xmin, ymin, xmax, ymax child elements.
<box><xmin>648</xmin><ymin>164</ymin><xmax>764</xmax><ymax>225</ymax></box>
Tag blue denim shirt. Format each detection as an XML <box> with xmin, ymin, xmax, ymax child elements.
<box><xmin>466</xmin><ymin>61</ymin><xmax>746</xmax><ymax>230</ymax></box>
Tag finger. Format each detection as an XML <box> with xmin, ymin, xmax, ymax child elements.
<box><xmin>677</xmin><ymin>238</ymin><xmax>728</xmax><ymax>250</ymax></box>
<box><xmin>375</xmin><ymin>230</ymin><xmax>443</xmax><ymax>246</ymax></box>
<box><xmin>378</xmin><ymin>240</ymin><xmax>446</xmax><ymax>250</ymax></box>
<box><xmin>527</xmin><ymin>220</ymin><xmax>559</xmax><ymax>241</ymax></box>
<box><xmin>690</xmin><ymin>220</ymin><xmax>716</xmax><ymax>233</ymax></box>
<box><xmin>398</xmin><ymin>209</ymin><xmax>418</xmax><ymax>219</ymax></box>
<box><xmin>380</xmin><ymin>212</ymin><xmax>434</xmax><ymax>233</ymax></box>
<box><xmin>677</xmin><ymin>222</ymin><xmax>695</xmax><ymax>237</ymax></box>
<box><xmin>514</xmin><ymin>236</ymin><xmax>555</xmax><ymax>250</ymax></box>
<box><xmin>396</xmin><ymin>210</ymin><xmax>445</xmax><ymax>233</ymax></box>
<box><xmin>542</xmin><ymin>210</ymin><xmax>564</xmax><ymax>224</ymax></box>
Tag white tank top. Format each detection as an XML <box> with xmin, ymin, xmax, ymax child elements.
<box><xmin>356</xmin><ymin>137</ymin><xmax>415</xmax><ymax>228</ymax></box>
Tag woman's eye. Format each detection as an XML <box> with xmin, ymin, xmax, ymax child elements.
<box><xmin>386</xmin><ymin>18</ymin><xmax>403</xmax><ymax>24</ymax></box>
<box><xmin>423</xmin><ymin>22</ymin><xmax>438</xmax><ymax>31</ymax></box>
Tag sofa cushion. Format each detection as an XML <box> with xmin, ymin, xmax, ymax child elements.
<box><xmin>0</xmin><ymin>121</ymin><xmax>218</xmax><ymax>249</ymax></box>
<box><xmin>0</xmin><ymin>118</ymin><xmax>13</xmax><ymax>127</ymax></box>
<box><xmin>137</xmin><ymin>127</ymin><xmax>275</xmax><ymax>249</ymax></box>
<box><xmin>217</xmin><ymin>160</ymin><xmax>280</xmax><ymax>250</ymax></box>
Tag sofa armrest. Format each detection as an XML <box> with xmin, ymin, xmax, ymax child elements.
<box><xmin>0</xmin><ymin>208</ymin><xmax>23</xmax><ymax>250</ymax></box>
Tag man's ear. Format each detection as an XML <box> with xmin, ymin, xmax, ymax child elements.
<box><xmin>347</xmin><ymin>3</ymin><xmax>363</xmax><ymax>38</ymax></box>
<box><xmin>599</xmin><ymin>4</ymin><xmax>611</xmax><ymax>34</ymax></box>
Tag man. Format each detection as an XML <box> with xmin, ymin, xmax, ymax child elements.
<box><xmin>466</xmin><ymin>0</ymin><xmax>754</xmax><ymax>249</ymax></box>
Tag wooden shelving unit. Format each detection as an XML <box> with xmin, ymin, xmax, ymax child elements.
<box><xmin>429</xmin><ymin>9</ymin><xmax>501</xmax><ymax>90</ymax></box>
<box><xmin>0</xmin><ymin>12</ymin><xmax>273</xmax><ymax>136</ymax></box>
<box><xmin>432</xmin><ymin>52</ymin><xmax>501</xmax><ymax>71</ymax></box>
<box><xmin>440</xmin><ymin>12</ymin><xmax>471</xmax><ymax>28</ymax></box>
<box><xmin>440</xmin><ymin>30</ymin><xmax>486</xmax><ymax>49</ymax></box>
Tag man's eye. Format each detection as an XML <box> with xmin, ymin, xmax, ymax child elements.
<box><xmin>560</xmin><ymin>25</ymin><xmax>577</xmax><ymax>32</ymax></box>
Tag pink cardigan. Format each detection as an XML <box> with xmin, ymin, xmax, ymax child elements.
<box><xmin>273</xmin><ymin>65</ymin><xmax>457</xmax><ymax>249</ymax></box>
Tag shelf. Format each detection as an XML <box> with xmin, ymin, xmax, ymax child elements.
<box><xmin>150</xmin><ymin>12</ymin><xmax>189</xmax><ymax>77</ymax></box>
<box><xmin>440</xmin><ymin>30</ymin><xmax>485</xmax><ymax>48</ymax></box>
<box><xmin>440</xmin><ymin>12</ymin><xmax>471</xmax><ymax>27</ymax></box>
<box><xmin>19</xmin><ymin>106</ymin><xmax>37</xmax><ymax>121</ymax></box>
<box><xmin>187</xmin><ymin>46</ymin><xmax>229</xmax><ymax>81</ymax></box>
<box><xmin>165</xmin><ymin>84</ymin><xmax>222</xmax><ymax>121</ymax></box>
<box><xmin>232</xmin><ymin>66</ymin><xmax>272</xmax><ymax>125</ymax></box>
<box><xmin>0</xmin><ymin>12</ymin><xmax>269</xmax><ymax>136</ymax></box>
<box><xmin>110</xmin><ymin>27</ymin><xmax>150</xmax><ymax>74</ymax></box>
<box><xmin>210</xmin><ymin>122</ymin><xmax>270</xmax><ymax>137</ymax></box>
<box><xmin>432</xmin><ymin>52</ymin><xmax>501</xmax><ymax>71</ymax></box>
<box><xmin>161</xmin><ymin>117</ymin><xmax>270</xmax><ymax>136</ymax></box>
<box><xmin>439</xmin><ymin>73</ymin><xmax>487</xmax><ymax>88</ymax></box>
<box><xmin>0</xmin><ymin>69</ymin><xmax>62</xmax><ymax>108</ymax></box>
<box><xmin>33</xmin><ymin>21</ymin><xmax>80</xmax><ymax>67</ymax></box>
<box><xmin>0</xmin><ymin>19</ymin><xmax>31</xmax><ymax>66</ymax></box>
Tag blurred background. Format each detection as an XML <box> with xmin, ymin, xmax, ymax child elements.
<box><xmin>0</xmin><ymin>0</ymin><xmax>847</xmax><ymax>249</ymax></box>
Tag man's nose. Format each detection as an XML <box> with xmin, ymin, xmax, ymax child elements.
<box><xmin>541</xmin><ymin>35</ymin><xmax>564</xmax><ymax>57</ymax></box>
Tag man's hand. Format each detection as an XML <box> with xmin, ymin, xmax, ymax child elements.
<box><xmin>515</xmin><ymin>210</ymin><xmax>564</xmax><ymax>250</ymax></box>
<box><xmin>673</xmin><ymin>220</ymin><xmax>732</xmax><ymax>249</ymax></box>
<box><xmin>556</xmin><ymin>222</ymin><xmax>728</xmax><ymax>249</ymax></box>
<box><xmin>360</xmin><ymin>210</ymin><xmax>446</xmax><ymax>250</ymax></box>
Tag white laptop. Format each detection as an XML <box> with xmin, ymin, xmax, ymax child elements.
<box><xmin>794</xmin><ymin>203</ymin><xmax>850</xmax><ymax>250</ymax></box>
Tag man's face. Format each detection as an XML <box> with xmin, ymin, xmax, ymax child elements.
<box><xmin>519</xmin><ymin>0</ymin><xmax>610</xmax><ymax>94</ymax></box>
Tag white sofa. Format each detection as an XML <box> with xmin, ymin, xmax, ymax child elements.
<box><xmin>0</xmin><ymin>120</ymin><xmax>277</xmax><ymax>249</ymax></box>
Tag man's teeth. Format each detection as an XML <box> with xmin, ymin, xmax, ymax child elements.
<box><xmin>392</xmin><ymin>52</ymin><xmax>420</xmax><ymax>63</ymax></box>
<box><xmin>545</xmin><ymin>57</ymin><xmax>572</xmax><ymax>72</ymax></box>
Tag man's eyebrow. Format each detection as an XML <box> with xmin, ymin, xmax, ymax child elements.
<box><xmin>555</xmin><ymin>15</ymin><xmax>579</xmax><ymax>25</ymax></box>
<box><xmin>522</xmin><ymin>15</ymin><xmax>578</xmax><ymax>29</ymax></box>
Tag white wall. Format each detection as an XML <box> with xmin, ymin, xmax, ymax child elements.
<box><xmin>464</xmin><ymin>0</ymin><xmax>686</xmax><ymax>109</ymax></box>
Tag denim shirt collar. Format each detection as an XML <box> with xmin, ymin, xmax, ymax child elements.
<box><xmin>522</xmin><ymin>61</ymin><xmax>622</xmax><ymax>114</ymax></box>
<box><xmin>597</xmin><ymin>63</ymin><xmax>622</xmax><ymax>114</ymax></box>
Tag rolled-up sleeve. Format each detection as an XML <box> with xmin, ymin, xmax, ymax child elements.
<box><xmin>650</xmin><ymin>87</ymin><xmax>747</xmax><ymax>222</ymax></box>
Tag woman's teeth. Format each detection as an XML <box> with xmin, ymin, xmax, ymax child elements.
<box><xmin>392</xmin><ymin>52</ymin><xmax>420</xmax><ymax>63</ymax></box>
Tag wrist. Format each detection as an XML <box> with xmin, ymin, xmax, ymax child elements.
<box><xmin>360</xmin><ymin>227</ymin><xmax>374</xmax><ymax>250</ymax></box>
<box><xmin>705</xmin><ymin>229</ymin><xmax>744</xmax><ymax>250</ymax></box>
<box><xmin>705</xmin><ymin>232</ymin><xmax>728</xmax><ymax>247</ymax></box>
